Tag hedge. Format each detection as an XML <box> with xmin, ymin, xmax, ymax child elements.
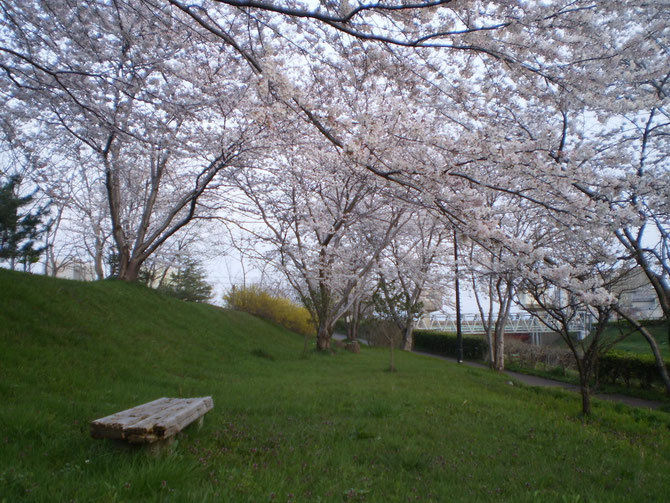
<box><xmin>413</xmin><ymin>330</ymin><xmax>488</xmax><ymax>360</ymax></box>
<box><xmin>597</xmin><ymin>351</ymin><xmax>670</xmax><ymax>389</ymax></box>
<box><xmin>607</xmin><ymin>319</ymin><xmax>667</xmax><ymax>329</ymax></box>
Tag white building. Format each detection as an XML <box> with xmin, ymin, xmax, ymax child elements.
<box><xmin>54</xmin><ymin>261</ymin><xmax>97</xmax><ymax>281</ymax></box>
<box><xmin>613</xmin><ymin>268</ymin><xmax>663</xmax><ymax>320</ymax></box>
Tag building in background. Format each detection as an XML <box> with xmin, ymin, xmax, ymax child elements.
<box><xmin>613</xmin><ymin>268</ymin><xmax>663</xmax><ymax>320</ymax></box>
<box><xmin>54</xmin><ymin>260</ymin><xmax>97</xmax><ymax>282</ymax></box>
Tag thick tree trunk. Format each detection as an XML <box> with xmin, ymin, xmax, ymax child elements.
<box><xmin>316</xmin><ymin>323</ymin><xmax>332</xmax><ymax>351</ymax></box>
<box><xmin>119</xmin><ymin>257</ymin><xmax>142</xmax><ymax>282</ymax></box>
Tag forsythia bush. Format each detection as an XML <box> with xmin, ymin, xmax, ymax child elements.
<box><xmin>224</xmin><ymin>285</ymin><xmax>315</xmax><ymax>337</ymax></box>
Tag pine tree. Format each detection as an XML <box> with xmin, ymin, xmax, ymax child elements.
<box><xmin>0</xmin><ymin>176</ymin><xmax>50</xmax><ymax>271</ymax></box>
<box><xmin>168</xmin><ymin>257</ymin><xmax>213</xmax><ymax>303</ymax></box>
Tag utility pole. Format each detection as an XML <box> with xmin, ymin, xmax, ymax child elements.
<box><xmin>453</xmin><ymin>228</ymin><xmax>463</xmax><ymax>363</ymax></box>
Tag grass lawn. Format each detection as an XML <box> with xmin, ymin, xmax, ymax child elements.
<box><xmin>1</xmin><ymin>269</ymin><xmax>670</xmax><ymax>502</ymax></box>
<box><xmin>607</xmin><ymin>322</ymin><xmax>670</xmax><ymax>358</ymax></box>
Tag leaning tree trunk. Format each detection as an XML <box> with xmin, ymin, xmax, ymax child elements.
<box><xmin>638</xmin><ymin>325</ymin><xmax>670</xmax><ymax>396</ymax></box>
<box><xmin>616</xmin><ymin>309</ymin><xmax>670</xmax><ymax>396</ymax></box>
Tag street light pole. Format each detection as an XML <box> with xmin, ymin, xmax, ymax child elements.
<box><xmin>453</xmin><ymin>228</ymin><xmax>463</xmax><ymax>363</ymax></box>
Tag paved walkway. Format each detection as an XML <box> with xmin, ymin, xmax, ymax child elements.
<box><xmin>413</xmin><ymin>351</ymin><xmax>667</xmax><ymax>411</ymax></box>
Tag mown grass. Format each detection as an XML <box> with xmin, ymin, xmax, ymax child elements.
<box><xmin>1</xmin><ymin>269</ymin><xmax>670</xmax><ymax>502</ymax></box>
<box><xmin>607</xmin><ymin>323</ymin><xmax>670</xmax><ymax>358</ymax></box>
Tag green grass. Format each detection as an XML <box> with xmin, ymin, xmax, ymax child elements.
<box><xmin>606</xmin><ymin>322</ymin><xmax>670</xmax><ymax>358</ymax></box>
<box><xmin>504</xmin><ymin>362</ymin><xmax>670</xmax><ymax>406</ymax></box>
<box><xmin>1</xmin><ymin>269</ymin><xmax>670</xmax><ymax>502</ymax></box>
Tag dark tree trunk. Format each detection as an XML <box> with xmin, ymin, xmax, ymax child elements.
<box><xmin>402</xmin><ymin>320</ymin><xmax>414</xmax><ymax>351</ymax></box>
<box><xmin>347</xmin><ymin>298</ymin><xmax>361</xmax><ymax>341</ymax></box>
<box><xmin>494</xmin><ymin>322</ymin><xmax>505</xmax><ymax>371</ymax></box>
<box><xmin>580</xmin><ymin>383</ymin><xmax>592</xmax><ymax>416</ymax></box>
<box><xmin>577</xmin><ymin>354</ymin><xmax>596</xmax><ymax>416</ymax></box>
<box><xmin>119</xmin><ymin>257</ymin><xmax>142</xmax><ymax>282</ymax></box>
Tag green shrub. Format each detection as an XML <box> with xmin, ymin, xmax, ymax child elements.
<box><xmin>413</xmin><ymin>330</ymin><xmax>487</xmax><ymax>360</ymax></box>
<box><xmin>607</xmin><ymin>319</ymin><xmax>667</xmax><ymax>329</ymax></box>
<box><xmin>224</xmin><ymin>285</ymin><xmax>315</xmax><ymax>337</ymax></box>
<box><xmin>597</xmin><ymin>351</ymin><xmax>670</xmax><ymax>389</ymax></box>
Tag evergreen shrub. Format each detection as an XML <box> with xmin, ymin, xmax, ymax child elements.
<box><xmin>597</xmin><ymin>351</ymin><xmax>670</xmax><ymax>389</ymax></box>
<box><xmin>413</xmin><ymin>330</ymin><xmax>487</xmax><ymax>360</ymax></box>
<box><xmin>224</xmin><ymin>285</ymin><xmax>314</xmax><ymax>337</ymax></box>
<box><xmin>607</xmin><ymin>319</ymin><xmax>667</xmax><ymax>329</ymax></box>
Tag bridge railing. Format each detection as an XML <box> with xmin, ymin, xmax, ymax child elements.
<box><xmin>416</xmin><ymin>311</ymin><xmax>593</xmax><ymax>339</ymax></box>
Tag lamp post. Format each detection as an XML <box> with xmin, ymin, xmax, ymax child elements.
<box><xmin>453</xmin><ymin>228</ymin><xmax>463</xmax><ymax>363</ymax></box>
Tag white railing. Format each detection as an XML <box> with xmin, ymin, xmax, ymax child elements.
<box><xmin>416</xmin><ymin>311</ymin><xmax>593</xmax><ymax>340</ymax></box>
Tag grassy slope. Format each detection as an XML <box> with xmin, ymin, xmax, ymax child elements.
<box><xmin>607</xmin><ymin>323</ymin><xmax>670</xmax><ymax>358</ymax></box>
<box><xmin>1</xmin><ymin>270</ymin><xmax>669</xmax><ymax>502</ymax></box>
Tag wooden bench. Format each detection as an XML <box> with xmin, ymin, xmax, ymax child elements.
<box><xmin>90</xmin><ymin>397</ymin><xmax>214</xmax><ymax>446</ymax></box>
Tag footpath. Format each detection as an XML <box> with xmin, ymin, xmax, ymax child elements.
<box><xmin>412</xmin><ymin>350</ymin><xmax>667</xmax><ymax>411</ymax></box>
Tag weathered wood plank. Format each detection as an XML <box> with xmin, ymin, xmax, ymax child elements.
<box><xmin>90</xmin><ymin>397</ymin><xmax>173</xmax><ymax>438</ymax></box>
<box><xmin>90</xmin><ymin>397</ymin><xmax>214</xmax><ymax>444</ymax></box>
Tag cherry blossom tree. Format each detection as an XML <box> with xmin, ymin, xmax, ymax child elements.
<box><xmin>0</xmin><ymin>0</ymin><xmax>264</xmax><ymax>280</ymax></box>
<box><xmin>468</xmin><ymin>244</ymin><xmax>515</xmax><ymax>371</ymax></box>
<box><xmin>228</xmin><ymin>129</ymin><xmax>406</xmax><ymax>350</ymax></box>
<box><xmin>374</xmin><ymin>209</ymin><xmax>448</xmax><ymax>351</ymax></box>
<box><xmin>514</xmin><ymin>217</ymin><xmax>644</xmax><ymax>415</ymax></box>
<box><xmin>520</xmin><ymin>280</ymin><xmax>615</xmax><ymax>417</ymax></box>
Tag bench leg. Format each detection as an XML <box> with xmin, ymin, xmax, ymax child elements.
<box><xmin>147</xmin><ymin>436</ymin><xmax>175</xmax><ymax>456</ymax></box>
<box><xmin>194</xmin><ymin>416</ymin><xmax>205</xmax><ymax>430</ymax></box>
